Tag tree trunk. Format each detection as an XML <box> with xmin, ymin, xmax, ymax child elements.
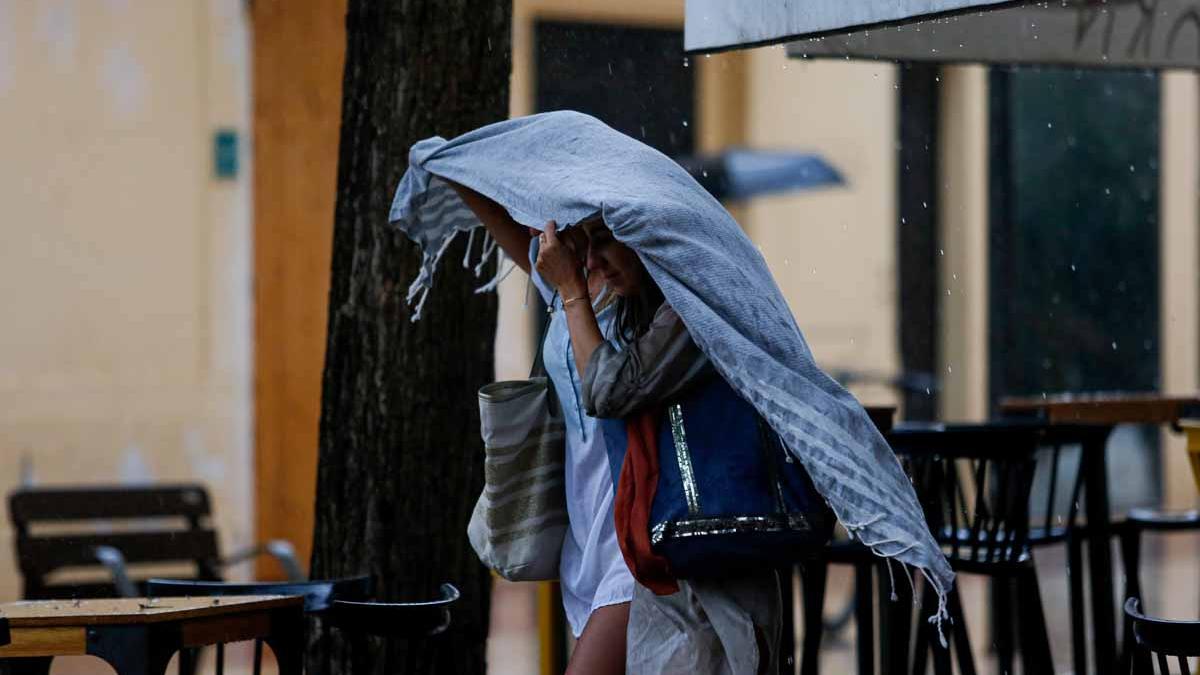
<box><xmin>306</xmin><ymin>1</ymin><xmax>511</xmax><ymax>673</ymax></box>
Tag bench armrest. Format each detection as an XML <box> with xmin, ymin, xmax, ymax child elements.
<box><xmin>219</xmin><ymin>540</ymin><xmax>304</xmax><ymax>582</ymax></box>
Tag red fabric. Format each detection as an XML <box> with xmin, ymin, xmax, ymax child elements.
<box><xmin>612</xmin><ymin>410</ymin><xmax>679</xmax><ymax>595</ymax></box>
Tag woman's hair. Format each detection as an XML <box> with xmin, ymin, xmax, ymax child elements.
<box><xmin>612</xmin><ymin>269</ymin><xmax>664</xmax><ymax>345</ymax></box>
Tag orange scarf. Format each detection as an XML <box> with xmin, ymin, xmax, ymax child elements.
<box><xmin>612</xmin><ymin>410</ymin><xmax>679</xmax><ymax>595</ymax></box>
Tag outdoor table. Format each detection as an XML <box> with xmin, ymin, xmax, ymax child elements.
<box><xmin>0</xmin><ymin>595</ymin><xmax>304</xmax><ymax>675</ymax></box>
<box><xmin>1001</xmin><ymin>392</ymin><xmax>1200</xmax><ymax>675</ymax></box>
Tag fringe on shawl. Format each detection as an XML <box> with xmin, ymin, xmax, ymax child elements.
<box><xmin>407</xmin><ymin>226</ymin><xmax>513</xmax><ymax>321</ymax></box>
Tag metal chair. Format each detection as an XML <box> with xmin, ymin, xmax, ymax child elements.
<box><xmin>1123</xmin><ymin>598</ymin><xmax>1200</xmax><ymax>674</ymax></box>
<box><xmin>791</xmin><ymin>407</ymin><xmax>896</xmax><ymax>675</ymax></box>
<box><xmin>8</xmin><ymin>484</ymin><xmax>303</xmax><ymax>601</ymax></box>
<box><xmin>1012</xmin><ymin>429</ymin><xmax>1093</xmax><ymax>675</ymax></box>
<box><xmin>324</xmin><ymin>583</ymin><xmax>460</xmax><ymax>638</ymax></box>
<box><xmin>1119</xmin><ymin>509</ymin><xmax>1200</xmax><ymax>673</ymax></box>
<box><xmin>890</xmin><ymin>422</ymin><xmax>1109</xmax><ymax>675</ymax></box>
<box><xmin>146</xmin><ymin>576</ymin><xmax>373</xmax><ymax>675</ymax></box>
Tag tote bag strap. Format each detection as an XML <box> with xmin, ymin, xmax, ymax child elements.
<box><xmin>530</xmin><ymin>290</ymin><xmax>558</xmax><ymax>378</ymax></box>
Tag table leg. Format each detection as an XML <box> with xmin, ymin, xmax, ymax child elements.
<box><xmin>2</xmin><ymin>657</ymin><xmax>53</xmax><ymax>675</ymax></box>
<box><xmin>1084</xmin><ymin>430</ymin><xmax>1117</xmax><ymax>674</ymax></box>
<box><xmin>264</xmin><ymin>609</ymin><xmax>305</xmax><ymax>675</ymax></box>
<box><xmin>88</xmin><ymin>625</ymin><xmax>177</xmax><ymax>675</ymax></box>
<box><xmin>878</xmin><ymin>561</ymin><xmax>912</xmax><ymax>675</ymax></box>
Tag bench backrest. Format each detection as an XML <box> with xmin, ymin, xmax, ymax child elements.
<box><xmin>9</xmin><ymin>484</ymin><xmax>222</xmax><ymax>599</ymax></box>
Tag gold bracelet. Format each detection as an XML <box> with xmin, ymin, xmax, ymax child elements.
<box><xmin>562</xmin><ymin>295</ymin><xmax>589</xmax><ymax>309</ymax></box>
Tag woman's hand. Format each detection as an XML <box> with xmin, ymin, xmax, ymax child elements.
<box><xmin>535</xmin><ymin>221</ymin><xmax>587</xmax><ymax>299</ymax></box>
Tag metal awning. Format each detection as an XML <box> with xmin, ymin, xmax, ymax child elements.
<box><xmin>687</xmin><ymin>0</ymin><xmax>1200</xmax><ymax>70</ymax></box>
<box><xmin>685</xmin><ymin>0</ymin><xmax>1016</xmax><ymax>52</ymax></box>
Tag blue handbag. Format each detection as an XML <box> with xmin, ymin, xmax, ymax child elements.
<box><xmin>601</xmin><ymin>374</ymin><xmax>834</xmax><ymax>579</ymax></box>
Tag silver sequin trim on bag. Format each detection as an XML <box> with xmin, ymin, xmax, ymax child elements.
<box><xmin>649</xmin><ymin>513</ymin><xmax>812</xmax><ymax>546</ymax></box>
<box><xmin>668</xmin><ymin>403</ymin><xmax>702</xmax><ymax>516</ymax></box>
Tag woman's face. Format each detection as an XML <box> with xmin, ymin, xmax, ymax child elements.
<box><xmin>579</xmin><ymin>219</ymin><xmax>643</xmax><ymax>297</ymax></box>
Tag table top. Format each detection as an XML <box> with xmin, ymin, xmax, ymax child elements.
<box><xmin>1000</xmin><ymin>392</ymin><xmax>1200</xmax><ymax>425</ymax></box>
<box><xmin>0</xmin><ymin>595</ymin><xmax>302</xmax><ymax>628</ymax></box>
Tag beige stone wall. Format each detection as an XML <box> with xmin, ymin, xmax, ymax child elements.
<box><xmin>0</xmin><ymin>0</ymin><xmax>254</xmax><ymax>601</ymax></box>
<box><xmin>743</xmin><ymin>52</ymin><xmax>901</xmax><ymax>410</ymax></box>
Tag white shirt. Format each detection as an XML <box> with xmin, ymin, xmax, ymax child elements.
<box><xmin>530</xmin><ymin>239</ymin><xmax>634</xmax><ymax>637</ymax></box>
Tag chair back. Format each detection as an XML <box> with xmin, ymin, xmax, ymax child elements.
<box><xmin>9</xmin><ymin>484</ymin><xmax>222</xmax><ymax>599</ymax></box>
<box><xmin>1124</xmin><ymin>598</ymin><xmax>1200</xmax><ymax>674</ymax></box>
<box><xmin>888</xmin><ymin>423</ymin><xmax>1044</xmax><ymax>564</ymax></box>
<box><xmin>326</xmin><ymin>583</ymin><xmax>460</xmax><ymax>638</ymax></box>
<box><xmin>1026</xmin><ymin>424</ymin><xmax>1112</xmax><ymax>539</ymax></box>
<box><xmin>146</xmin><ymin>576</ymin><xmax>374</xmax><ymax>613</ymax></box>
<box><xmin>887</xmin><ymin>422</ymin><xmax>1100</xmax><ymax>564</ymax></box>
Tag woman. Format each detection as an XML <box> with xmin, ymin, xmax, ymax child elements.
<box><xmin>395</xmin><ymin>112</ymin><xmax>952</xmax><ymax>672</ymax></box>
<box><xmin>448</xmin><ymin>182</ymin><xmax>634</xmax><ymax>675</ymax></box>
<box><xmin>535</xmin><ymin>217</ymin><xmax>781</xmax><ymax>675</ymax></box>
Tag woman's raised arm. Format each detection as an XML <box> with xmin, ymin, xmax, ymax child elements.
<box><xmin>444</xmin><ymin>180</ymin><xmax>533</xmax><ymax>274</ymax></box>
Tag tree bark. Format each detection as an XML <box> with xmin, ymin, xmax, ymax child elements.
<box><xmin>306</xmin><ymin>1</ymin><xmax>511</xmax><ymax>673</ymax></box>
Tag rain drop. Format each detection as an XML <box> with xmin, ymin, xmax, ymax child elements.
<box><xmin>900</xmin><ymin>217</ymin><xmax>907</xmax><ymax>225</ymax></box>
<box><xmin>682</xmin><ymin>120</ymin><xmax>689</xmax><ymax>127</ymax></box>
<box><xmin>1070</xmin><ymin>264</ymin><xmax>1077</xmax><ymax>271</ymax></box>
<box><xmin>939</xmin><ymin>249</ymin><xmax>944</xmax><ymax>256</ymax></box>
<box><xmin>1104</xmin><ymin>187</ymin><xmax>1111</xmax><ymax>196</ymax></box>
<box><xmin>1047</xmin><ymin>122</ymin><xmax>1054</xmax><ymax>129</ymax></box>
<box><xmin>683</xmin><ymin>57</ymin><xmax>690</xmax><ymax>68</ymax></box>
<box><xmin>947</xmin><ymin>365</ymin><xmax>953</xmax><ymax>374</ymax></box>
<box><xmin>1111</xmin><ymin>341</ymin><xmax>1118</xmax><ymax>351</ymax></box>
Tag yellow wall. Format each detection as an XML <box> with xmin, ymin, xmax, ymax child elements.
<box><xmin>743</xmin><ymin>53</ymin><xmax>901</xmax><ymax>409</ymax></box>
<box><xmin>0</xmin><ymin>1</ymin><xmax>254</xmax><ymax>600</ymax></box>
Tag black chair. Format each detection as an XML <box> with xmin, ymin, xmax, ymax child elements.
<box><xmin>8</xmin><ymin>484</ymin><xmax>303</xmax><ymax>601</ymax></box>
<box><xmin>0</xmin><ymin>617</ymin><xmax>9</xmax><ymax>647</ymax></box>
<box><xmin>792</xmin><ymin>407</ymin><xmax>897</xmax><ymax>675</ymax></box>
<box><xmin>1006</xmin><ymin>428</ymin><xmax>1097</xmax><ymax>675</ymax></box>
<box><xmin>798</xmin><ymin>536</ymin><xmax>896</xmax><ymax>675</ymax></box>
<box><xmin>146</xmin><ymin>576</ymin><xmax>373</xmax><ymax>675</ymax></box>
<box><xmin>325</xmin><ymin>583</ymin><xmax>460</xmax><ymax>638</ymax></box>
<box><xmin>1123</xmin><ymin>598</ymin><xmax>1200</xmax><ymax>674</ymax></box>
<box><xmin>889</xmin><ymin>423</ymin><xmax>1110</xmax><ymax>675</ymax></box>
<box><xmin>1119</xmin><ymin>508</ymin><xmax>1200</xmax><ymax>673</ymax></box>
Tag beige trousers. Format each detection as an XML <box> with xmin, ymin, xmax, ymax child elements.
<box><xmin>625</xmin><ymin>571</ymin><xmax>781</xmax><ymax>675</ymax></box>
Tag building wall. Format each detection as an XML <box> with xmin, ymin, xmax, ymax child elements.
<box><xmin>251</xmin><ymin>0</ymin><xmax>346</xmax><ymax>581</ymax></box>
<box><xmin>743</xmin><ymin>53</ymin><xmax>901</xmax><ymax>409</ymax></box>
<box><xmin>0</xmin><ymin>0</ymin><xmax>253</xmax><ymax>601</ymax></box>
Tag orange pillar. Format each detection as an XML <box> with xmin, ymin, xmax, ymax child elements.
<box><xmin>251</xmin><ymin>0</ymin><xmax>346</xmax><ymax>579</ymax></box>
